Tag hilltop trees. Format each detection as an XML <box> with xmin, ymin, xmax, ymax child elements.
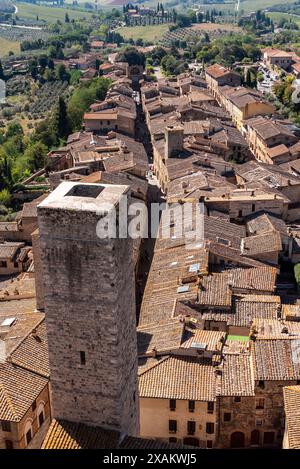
<box><xmin>117</xmin><ymin>47</ymin><xmax>146</xmax><ymax>67</ymax></box>
<box><xmin>67</xmin><ymin>76</ymin><xmax>112</xmax><ymax>131</ymax></box>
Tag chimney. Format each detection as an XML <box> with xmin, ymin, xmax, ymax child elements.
<box><xmin>165</xmin><ymin>125</ymin><xmax>184</xmax><ymax>159</ymax></box>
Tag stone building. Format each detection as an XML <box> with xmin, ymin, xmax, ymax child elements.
<box><xmin>205</xmin><ymin>64</ymin><xmax>241</xmax><ymax>100</ymax></box>
<box><xmin>37</xmin><ymin>181</ymin><xmax>139</xmax><ymax>436</ymax></box>
<box><xmin>0</xmin><ymin>242</ymin><xmax>31</xmax><ymax>276</ymax></box>
<box><xmin>244</xmin><ymin>116</ymin><xmax>298</xmax><ymax>164</ymax></box>
<box><xmin>0</xmin><ymin>310</ymin><xmax>51</xmax><ymax>450</ymax></box>
<box><xmin>262</xmin><ymin>48</ymin><xmax>294</xmax><ymax>70</ymax></box>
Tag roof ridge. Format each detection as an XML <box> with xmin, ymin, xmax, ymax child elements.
<box><xmin>138</xmin><ymin>356</ymin><xmax>170</xmax><ymax>377</ymax></box>
<box><xmin>8</xmin><ymin>315</ymin><xmax>45</xmax><ymax>359</ymax></box>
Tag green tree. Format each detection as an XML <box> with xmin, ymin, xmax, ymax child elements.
<box><xmin>67</xmin><ymin>77</ymin><xmax>111</xmax><ymax>131</ymax></box>
<box><xmin>161</xmin><ymin>55</ymin><xmax>177</xmax><ymax>75</ymax></box>
<box><xmin>0</xmin><ymin>59</ymin><xmax>4</xmax><ymax>80</ymax></box>
<box><xmin>6</xmin><ymin>122</ymin><xmax>24</xmax><ymax>139</ymax></box>
<box><xmin>23</xmin><ymin>141</ymin><xmax>48</xmax><ymax>172</ymax></box>
<box><xmin>33</xmin><ymin>120</ymin><xmax>57</xmax><ymax>148</ymax></box>
<box><xmin>56</xmin><ymin>64</ymin><xmax>70</xmax><ymax>82</ymax></box>
<box><xmin>117</xmin><ymin>47</ymin><xmax>145</xmax><ymax>67</ymax></box>
<box><xmin>51</xmin><ymin>96</ymin><xmax>70</xmax><ymax>141</ymax></box>
<box><xmin>0</xmin><ymin>188</ymin><xmax>11</xmax><ymax>206</ymax></box>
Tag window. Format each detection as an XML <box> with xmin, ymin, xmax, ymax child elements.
<box><xmin>207</xmin><ymin>440</ymin><xmax>213</xmax><ymax>449</ymax></box>
<box><xmin>32</xmin><ymin>400</ymin><xmax>36</xmax><ymax>412</ymax></box>
<box><xmin>169</xmin><ymin>399</ymin><xmax>176</xmax><ymax>411</ymax></box>
<box><xmin>38</xmin><ymin>411</ymin><xmax>45</xmax><ymax>427</ymax></box>
<box><xmin>256</xmin><ymin>398</ymin><xmax>265</xmax><ymax>410</ymax></box>
<box><xmin>37</xmin><ymin>402</ymin><xmax>45</xmax><ymax>428</ymax></box>
<box><xmin>251</xmin><ymin>429</ymin><xmax>260</xmax><ymax>446</ymax></box>
<box><xmin>5</xmin><ymin>440</ymin><xmax>13</xmax><ymax>449</ymax></box>
<box><xmin>0</xmin><ymin>261</ymin><xmax>7</xmax><ymax>268</ymax></box>
<box><xmin>169</xmin><ymin>420</ymin><xmax>177</xmax><ymax>433</ymax></box>
<box><xmin>80</xmin><ymin>351</ymin><xmax>86</xmax><ymax>366</ymax></box>
<box><xmin>187</xmin><ymin>421</ymin><xmax>196</xmax><ymax>435</ymax></box>
<box><xmin>207</xmin><ymin>402</ymin><xmax>214</xmax><ymax>414</ymax></box>
<box><xmin>234</xmin><ymin>396</ymin><xmax>241</xmax><ymax>403</ymax></box>
<box><xmin>258</xmin><ymin>380</ymin><xmax>265</xmax><ymax>389</ymax></box>
<box><xmin>251</xmin><ymin>204</ymin><xmax>255</xmax><ymax>213</ymax></box>
<box><xmin>206</xmin><ymin>422</ymin><xmax>215</xmax><ymax>434</ymax></box>
<box><xmin>256</xmin><ymin>419</ymin><xmax>263</xmax><ymax>427</ymax></box>
<box><xmin>14</xmin><ymin>261</ymin><xmax>19</xmax><ymax>268</ymax></box>
<box><xmin>263</xmin><ymin>431</ymin><xmax>275</xmax><ymax>445</ymax></box>
<box><xmin>169</xmin><ymin>437</ymin><xmax>177</xmax><ymax>443</ymax></box>
<box><xmin>26</xmin><ymin>428</ymin><xmax>32</xmax><ymax>446</ymax></box>
<box><xmin>188</xmin><ymin>400</ymin><xmax>195</xmax><ymax>413</ymax></box>
<box><xmin>1</xmin><ymin>421</ymin><xmax>11</xmax><ymax>432</ymax></box>
<box><xmin>224</xmin><ymin>413</ymin><xmax>231</xmax><ymax>422</ymax></box>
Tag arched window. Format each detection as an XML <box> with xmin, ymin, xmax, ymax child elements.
<box><xmin>37</xmin><ymin>402</ymin><xmax>45</xmax><ymax>427</ymax></box>
<box><xmin>24</xmin><ymin>419</ymin><xmax>33</xmax><ymax>447</ymax></box>
<box><xmin>230</xmin><ymin>431</ymin><xmax>245</xmax><ymax>448</ymax></box>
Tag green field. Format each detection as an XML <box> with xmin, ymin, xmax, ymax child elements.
<box><xmin>119</xmin><ymin>24</ymin><xmax>172</xmax><ymax>42</ymax></box>
<box><xmin>136</xmin><ymin>0</ymin><xmax>298</xmax><ymax>14</ymax></box>
<box><xmin>242</xmin><ymin>0</ymin><xmax>297</xmax><ymax>12</ymax></box>
<box><xmin>267</xmin><ymin>11</ymin><xmax>300</xmax><ymax>26</ymax></box>
<box><xmin>16</xmin><ymin>2</ymin><xmax>95</xmax><ymax>23</ymax></box>
<box><xmin>0</xmin><ymin>37</ymin><xmax>20</xmax><ymax>57</ymax></box>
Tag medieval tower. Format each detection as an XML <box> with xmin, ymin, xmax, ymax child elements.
<box><xmin>37</xmin><ymin>181</ymin><xmax>139</xmax><ymax>436</ymax></box>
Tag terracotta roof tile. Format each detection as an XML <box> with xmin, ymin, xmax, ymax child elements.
<box><xmin>283</xmin><ymin>386</ymin><xmax>300</xmax><ymax>448</ymax></box>
<box><xmin>219</xmin><ymin>354</ymin><xmax>255</xmax><ymax>397</ymax></box>
<box><xmin>139</xmin><ymin>355</ymin><xmax>217</xmax><ymax>401</ymax></box>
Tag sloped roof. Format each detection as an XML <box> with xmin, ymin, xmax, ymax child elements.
<box><xmin>139</xmin><ymin>355</ymin><xmax>217</xmax><ymax>401</ymax></box>
<box><xmin>283</xmin><ymin>386</ymin><xmax>300</xmax><ymax>449</ymax></box>
<box><xmin>219</xmin><ymin>354</ymin><xmax>255</xmax><ymax>397</ymax></box>
<box><xmin>252</xmin><ymin>338</ymin><xmax>300</xmax><ymax>381</ymax></box>
<box><xmin>0</xmin><ymin>361</ymin><xmax>48</xmax><ymax>421</ymax></box>
<box><xmin>42</xmin><ymin>418</ymin><xmax>198</xmax><ymax>449</ymax></box>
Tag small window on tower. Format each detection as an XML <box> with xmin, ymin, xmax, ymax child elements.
<box><xmin>80</xmin><ymin>351</ymin><xmax>86</xmax><ymax>365</ymax></box>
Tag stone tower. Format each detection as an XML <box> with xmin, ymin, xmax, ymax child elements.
<box><xmin>37</xmin><ymin>181</ymin><xmax>139</xmax><ymax>436</ymax></box>
<box><xmin>165</xmin><ymin>125</ymin><xmax>184</xmax><ymax>159</ymax></box>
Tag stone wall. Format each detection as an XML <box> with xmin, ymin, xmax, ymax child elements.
<box><xmin>38</xmin><ymin>191</ymin><xmax>139</xmax><ymax>436</ymax></box>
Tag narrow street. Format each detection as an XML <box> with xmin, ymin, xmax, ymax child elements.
<box><xmin>134</xmin><ymin>82</ymin><xmax>164</xmax><ymax>321</ymax></box>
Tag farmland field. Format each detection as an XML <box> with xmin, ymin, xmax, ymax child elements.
<box><xmin>130</xmin><ymin>0</ymin><xmax>299</xmax><ymax>14</ymax></box>
<box><xmin>266</xmin><ymin>11</ymin><xmax>300</xmax><ymax>26</ymax></box>
<box><xmin>190</xmin><ymin>23</ymin><xmax>241</xmax><ymax>33</ymax></box>
<box><xmin>119</xmin><ymin>24</ymin><xmax>172</xmax><ymax>42</ymax></box>
<box><xmin>0</xmin><ymin>37</ymin><xmax>20</xmax><ymax>57</ymax></box>
<box><xmin>16</xmin><ymin>2</ymin><xmax>95</xmax><ymax>23</ymax></box>
<box><xmin>242</xmin><ymin>0</ymin><xmax>297</xmax><ymax>13</ymax></box>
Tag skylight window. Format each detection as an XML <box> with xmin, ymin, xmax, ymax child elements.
<box><xmin>189</xmin><ymin>263</ymin><xmax>200</xmax><ymax>273</ymax></box>
<box><xmin>177</xmin><ymin>285</ymin><xmax>190</xmax><ymax>293</ymax></box>
<box><xmin>1</xmin><ymin>317</ymin><xmax>16</xmax><ymax>327</ymax></box>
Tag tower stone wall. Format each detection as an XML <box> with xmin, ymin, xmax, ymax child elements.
<box><xmin>165</xmin><ymin>125</ymin><xmax>184</xmax><ymax>159</ymax></box>
<box><xmin>37</xmin><ymin>182</ymin><xmax>139</xmax><ymax>436</ymax></box>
